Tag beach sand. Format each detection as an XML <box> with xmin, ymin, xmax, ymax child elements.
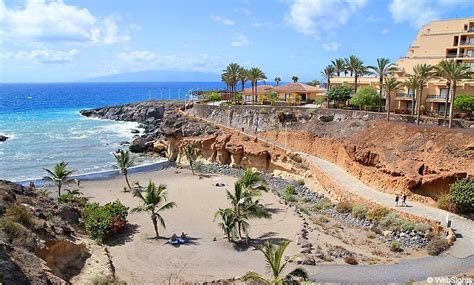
<box><xmin>78</xmin><ymin>167</ymin><xmax>303</xmax><ymax>283</ymax></box>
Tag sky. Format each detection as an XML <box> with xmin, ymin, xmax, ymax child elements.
<box><xmin>0</xmin><ymin>0</ymin><xmax>473</xmax><ymax>83</ymax></box>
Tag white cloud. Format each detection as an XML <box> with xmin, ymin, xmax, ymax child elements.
<box><xmin>381</xmin><ymin>28</ymin><xmax>390</xmax><ymax>35</ymax></box>
<box><xmin>231</xmin><ymin>34</ymin><xmax>249</xmax><ymax>47</ymax></box>
<box><xmin>1</xmin><ymin>49</ymin><xmax>79</xmax><ymax>63</ymax></box>
<box><xmin>389</xmin><ymin>0</ymin><xmax>472</xmax><ymax>28</ymax></box>
<box><xmin>116</xmin><ymin>50</ymin><xmax>232</xmax><ymax>73</ymax></box>
<box><xmin>0</xmin><ymin>0</ymin><xmax>130</xmax><ymax>44</ymax></box>
<box><xmin>286</xmin><ymin>0</ymin><xmax>367</xmax><ymax>36</ymax></box>
<box><xmin>210</xmin><ymin>14</ymin><xmax>235</xmax><ymax>26</ymax></box>
<box><xmin>322</xmin><ymin>41</ymin><xmax>340</xmax><ymax>52</ymax></box>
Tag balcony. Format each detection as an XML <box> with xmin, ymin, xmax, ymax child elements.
<box><xmin>426</xmin><ymin>95</ymin><xmax>450</xmax><ymax>103</ymax></box>
<box><xmin>395</xmin><ymin>93</ymin><xmax>414</xmax><ymax>100</ymax></box>
<box><xmin>462</xmin><ymin>28</ymin><xmax>474</xmax><ymax>33</ymax></box>
<box><xmin>460</xmin><ymin>41</ymin><xmax>474</xmax><ymax>46</ymax></box>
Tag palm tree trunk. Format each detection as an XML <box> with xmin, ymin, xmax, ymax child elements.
<box><xmin>124</xmin><ymin>171</ymin><xmax>132</xmax><ymax>190</ymax></box>
<box><xmin>411</xmin><ymin>89</ymin><xmax>416</xmax><ymax>115</ymax></box>
<box><xmin>251</xmin><ymin>81</ymin><xmax>255</xmax><ymax>106</ymax></box>
<box><xmin>354</xmin><ymin>74</ymin><xmax>358</xmax><ymax>93</ymax></box>
<box><xmin>57</xmin><ymin>183</ymin><xmax>62</xmax><ymax>198</ymax></box>
<box><xmin>448</xmin><ymin>83</ymin><xmax>456</xmax><ymax>128</ymax></box>
<box><xmin>152</xmin><ymin>214</ymin><xmax>159</xmax><ymax>238</ymax></box>
<box><xmin>241</xmin><ymin>80</ymin><xmax>245</xmax><ymax>92</ymax></box>
<box><xmin>190</xmin><ymin>161</ymin><xmax>195</xmax><ymax>175</ymax></box>
<box><xmin>416</xmin><ymin>87</ymin><xmax>423</xmax><ymax>125</ymax></box>
<box><xmin>226</xmin><ymin>230</ymin><xmax>231</xmax><ymax>242</ymax></box>
<box><xmin>444</xmin><ymin>82</ymin><xmax>451</xmax><ymax>119</ymax></box>
<box><xmin>378</xmin><ymin>77</ymin><xmax>383</xmax><ymax>112</ymax></box>
<box><xmin>386</xmin><ymin>94</ymin><xmax>391</xmax><ymax>121</ymax></box>
<box><xmin>238</xmin><ymin>222</ymin><xmax>242</xmax><ymax>239</ymax></box>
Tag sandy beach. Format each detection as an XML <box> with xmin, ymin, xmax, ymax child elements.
<box><xmin>78</xmin><ymin>167</ymin><xmax>303</xmax><ymax>283</ymax></box>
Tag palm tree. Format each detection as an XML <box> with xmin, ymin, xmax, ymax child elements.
<box><xmin>214</xmin><ymin>208</ymin><xmax>238</xmax><ymax>242</ymax></box>
<box><xmin>242</xmin><ymin>241</ymin><xmax>308</xmax><ymax>284</ymax></box>
<box><xmin>237</xmin><ymin>169</ymin><xmax>267</xmax><ymax>192</ymax></box>
<box><xmin>404</xmin><ymin>75</ymin><xmax>420</xmax><ymax>115</ymax></box>
<box><xmin>274</xmin><ymin>77</ymin><xmax>281</xmax><ymax>85</ymax></box>
<box><xmin>131</xmin><ymin>181</ymin><xmax>176</xmax><ymax>238</ymax></box>
<box><xmin>321</xmin><ymin>65</ymin><xmax>335</xmax><ymax>90</ymax></box>
<box><xmin>247</xmin><ymin>67</ymin><xmax>267</xmax><ymax>105</ymax></box>
<box><xmin>113</xmin><ymin>149</ymin><xmax>135</xmax><ymax>190</ymax></box>
<box><xmin>434</xmin><ymin>60</ymin><xmax>472</xmax><ymax>128</ymax></box>
<box><xmin>345</xmin><ymin>55</ymin><xmax>367</xmax><ymax>93</ymax></box>
<box><xmin>331</xmin><ymin>58</ymin><xmax>346</xmax><ymax>77</ymax></box>
<box><xmin>238</xmin><ymin>67</ymin><xmax>248</xmax><ymax>92</ymax></box>
<box><xmin>184</xmin><ymin>143</ymin><xmax>197</xmax><ymax>175</ymax></box>
<box><xmin>383</xmin><ymin>77</ymin><xmax>403</xmax><ymax>121</ymax></box>
<box><xmin>413</xmin><ymin>64</ymin><xmax>435</xmax><ymax>124</ymax></box>
<box><xmin>43</xmin><ymin>161</ymin><xmax>75</xmax><ymax>198</ymax></box>
<box><xmin>434</xmin><ymin>61</ymin><xmax>452</xmax><ymax>119</ymax></box>
<box><xmin>368</xmin><ymin>58</ymin><xmax>398</xmax><ymax>111</ymax></box>
<box><xmin>222</xmin><ymin>63</ymin><xmax>241</xmax><ymax>100</ymax></box>
<box><xmin>291</xmin><ymin>76</ymin><xmax>299</xmax><ymax>83</ymax></box>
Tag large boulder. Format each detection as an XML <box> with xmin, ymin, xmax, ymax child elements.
<box><xmin>129</xmin><ymin>137</ymin><xmax>153</xmax><ymax>153</ymax></box>
<box><xmin>0</xmin><ymin>135</ymin><xmax>8</xmax><ymax>142</ymax></box>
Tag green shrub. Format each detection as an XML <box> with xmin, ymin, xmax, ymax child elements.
<box><xmin>380</xmin><ymin>212</ymin><xmax>404</xmax><ymax>231</ymax></box>
<box><xmin>437</xmin><ymin>193</ymin><xmax>455</xmax><ymax>211</ymax></box>
<box><xmin>335</xmin><ymin>200</ymin><xmax>353</xmax><ymax>213</ymax></box>
<box><xmin>82</xmin><ymin>200</ymin><xmax>129</xmax><ymax>243</ymax></box>
<box><xmin>400</xmin><ymin>220</ymin><xmax>415</xmax><ymax>232</ymax></box>
<box><xmin>234</xmin><ymin>94</ymin><xmax>243</xmax><ymax>104</ymax></box>
<box><xmin>6</xmin><ymin>204</ymin><xmax>31</xmax><ymax>226</ymax></box>
<box><xmin>390</xmin><ymin>240</ymin><xmax>403</xmax><ymax>252</ymax></box>
<box><xmin>0</xmin><ymin>218</ymin><xmax>36</xmax><ymax>250</ymax></box>
<box><xmin>370</xmin><ymin>225</ymin><xmax>382</xmax><ymax>235</ymax></box>
<box><xmin>453</xmin><ymin>94</ymin><xmax>474</xmax><ymax>111</ymax></box>
<box><xmin>313</xmin><ymin>197</ymin><xmax>333</xmax><ymax>211</ymax></box>
<box><xmin>267</xmin><ymin>91</ymin><xmax>278</xmax><ymax>106</ymax></box>
<box><xmin>193</xmin><ymin>161</ymin><xmax>204</xmax><ymax>172</ymax></box>
<box><xmin>58</xmin><ymin>193</ymin><xmax>87</xmax><ymax>206</ymax></box>
<box><xmin>314</xmin><ymin>97</ymin><xmax>325</xmax><ymax>106</ymax></box>
<box><xmin>367</xmin><ymin>207</ymin><xmax>390</xmax><ymax>222</ymax></box>
<box><xmin>448</xmin><ymin>178</ymin><xmax>474</xmax><ymax>214</ymax></box>
<box><xmin>327</xmin><ymin>85</ymin><xmax>352</xmax><ymax>103</ymax></box>
<box><xmin>349</xmin><ymin>86</ymin><xmax>379</xmax><ymax>110</ymax></box>
<box><xmin>351</xmin><ymin>204</ymin><xmax>368</xmax><ymax>219</ymax></box>
<box><xmin>206</xmin><ymin>92</ymin><xmax>222</xmax><ymax>102</ymax></box>
<box><xmin>284</xmin><ymin>185</ymin><xmax>295</xmax><ymax>195</ymax></box>
<box><xmin>295</xmin><ymin>178</ymin><xmax>305</xmax><ymax>186</ymax></box>
<box><xmin>319</xmin><ymin>215</ymin><xmax>330</xmax><ymax>223</ymax></box>
<box><xmin>427</xmin><ymin>236</ymin><xmax>449</xmax><ymax>256</ymax></box>
<box><xmin>414</xmin><ymin>223</ymin><xmax>431</xmax><ymax>233</ymax></box>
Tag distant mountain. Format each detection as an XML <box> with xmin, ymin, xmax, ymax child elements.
<box><xmin>83</xmin><ymin>70</ymin><xmax>220</xmax><ymax>82</ymax></box>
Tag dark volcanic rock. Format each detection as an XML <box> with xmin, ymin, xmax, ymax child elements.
<box><xmin>0</xmin><ymin>135</ymin><xmax>8</xmax><ymax>142</ymax></box>
<box><xmin>129</xmin><ymin>137</ymin><xmax>153</xmax><ymax>153</ymax></box>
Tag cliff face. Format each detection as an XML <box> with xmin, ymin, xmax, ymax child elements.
<box><xmin>190</xmin><ymin>105</ymin><xmax>474</xmax><ymax>204</ymax></box>
<box><xmin>0</xmin><ymin>181</ymin><xmax>90</xmax><ymax>284</ymax></box>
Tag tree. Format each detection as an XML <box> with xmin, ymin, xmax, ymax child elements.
<box><xmin>222</xmin><ymin>63</ymin><xmax>241</xmax><ymax>100</ymax></box>
<box><xmin>326</xmin><ymin>85</ymin><xmax>352</xmax><ymax>106</ymax></box>
<box><xmin>345</xmin><ymin>55</ymin><xmax>367</xmax><ymax>92</ymax></box>
<box><xmin>350</xmin><ymin>86</ymin><xmax>378</xmax><ymax>110</ymax></box>
<box><xmin>247</xmin><ymin>67</ymin><xmax>267</xmax><ymax>105</ymax></box>
<box><xmin>308</xmin><ymin>79</ymin><xmax>320</xmax><ymax>86</ymax></box>
<box><xmin>238</xmin><ymin>67</ymin><xmax>248</xmax><ymax>92</ymax></box>
<box><xmin>274</xmin><ymin>77</ymin><xmax>281</xmax><ymax>85</ymax></box>
<box><xmin>404</xmin><ymin>76</ymin><xmax>420</xmax><ymax>115</ymax></box>
<box><xmin>454</xmin><ymin>94</ymin><xmax>474</xmax><ymax>112</ymax></box>
<box><xmin>267</xmin><ymin>91</ymin><xmax>278</xmax><ymax>106</ymax></box>
<box><xmin>433</xmin><ymin>60</ymin><xmax>472</xmax><ymax>128</ymax></box>
<box><xmin>321</xmin><ymin>65</ymin><xmax>335</xmax><ymax>90</ymax></box>
<box><xmin>413</xmin><ymin>64</ymin><xmax>435</xmax><ymax>124</ymax></box>
<box><xmin>448</xmin><ymin>178</ymin><xmax>473</xmax><ymax>214</ymax></box>
<box><xmin>184</xmin><ymin>143</ymin><xmax>197</xmax><ymax>175</ymax></box>
<box><xmin>43</xmin><ymin>161</ymin><xmax>75</xmax><ymax>198</ymax></box>
<box><xmin>383</xmin><ymin>77</ymin><xmax>403</xmax><ymax>121</ymax></box>
<box><xmin>131</xmin><ymin>181</ymin><xmax>176</xmax><ymax>238</ymax></box>
<box><xmin>435</xmin><ymin>60</ymin><xmax>453</xmax><ymax>119</ymax></box>
<box><xmin>237</xmin><ymin>169</ymin><xmax>267</xmax><ymax>192</ymax></box>
<box><xmin>368</xmin><ymin>58</ymin><xmax>397</xmax><ymax>111</ymax></box>
<box><xmin>288</xmin><ymin>93</ymin><xmax>301</xmax><ymax>106</ymax></box>
<box><xmin>242</xmin><ymin>241</ymin><xmax>308</xmax><ymax>284</ymax></box>
<box><xmin>214</xmin><ymin>208</ymin><xmax>238</xmax><ymax>242</ymax></box>
<box><xmin>291</xmin><ymin>76</ymin><xmax>299</xmax><ymax>83</ymax></box>
<box><xmin>331</xmin><ymin>58</ymin><xmax>346</xmax><ymax>77</ymax></box>
<box><xmin>114</xmin><ymin>149</ymin><xmax>135</xmax><ymax>191</ymax></box>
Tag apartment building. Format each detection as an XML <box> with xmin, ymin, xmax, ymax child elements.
<box><xmin>331</xmin><ymin>17</ymin><xmax>474</xmax><ymax>114</ymax></box>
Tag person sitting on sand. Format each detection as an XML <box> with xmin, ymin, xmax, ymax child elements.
<box><xmin>170</xmin><ymin>234</ymin><xmax>179</xmax><ymax>245</ymax></box>
<box><xmin>178</xmin><ymin>232</ymin><xmax>188</xmax><ymax>244</ymax></box>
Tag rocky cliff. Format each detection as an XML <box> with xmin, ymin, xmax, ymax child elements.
<box><xmin>189</xmin><ymin>105</ymin><xmax>474</xmax><ymax>204</ymax></box>
<box><xmin>0</xmin><ymin>181</ymin><xmax>91</xmax><ymax>284</ymax></box>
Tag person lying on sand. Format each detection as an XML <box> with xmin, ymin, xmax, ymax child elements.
<box><xmin>178</xmin><ymin>232</ymin><xmax>188</xmax><ymax>244</ymax></box>
<box><xmin>215</xmin><ymin>182</ymin><xmax>225</xmax><ymax>187</ymax></box>
<box><xmin>170</xmin><ymin>234</ymin><xmax>179</xmax><ymax>245</ymax></box>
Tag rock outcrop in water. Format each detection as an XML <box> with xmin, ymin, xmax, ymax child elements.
<box><xmin>0</xmin><ymin>180</ymin><xmax>91</xmax><ymax>284</ymax></box>
<box><xmin>0</xmin><ymin>135</ymin><xmax>8</xmax><ymax>142</ymax></box>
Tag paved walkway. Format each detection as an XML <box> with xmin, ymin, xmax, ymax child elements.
<box><xmin>298</xmin><ymin>152</ymin><xmax>474</xmax><ymax>259</ymax></box>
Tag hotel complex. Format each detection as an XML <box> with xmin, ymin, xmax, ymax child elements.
<box><xmin>332</xmin><ymin>17</ymin><xmax>474</xmax><ymax>114</ymax></box>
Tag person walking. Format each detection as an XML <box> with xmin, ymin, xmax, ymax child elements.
<box><xmin>401</xmin><ymin>194</ymin><xmax>408</xmax><ymax>207</ymax></box>
<box><xmin>395</xmin><ymin>195</ymin><xmax>399</xmax><ymax>207</ymax></box>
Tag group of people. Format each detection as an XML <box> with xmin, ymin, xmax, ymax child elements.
<box><xmin>169</xmin><ymin>232</ymin><xmax>188</xmax><ymax>245</ymax></box>
<box><xmin>395</xmin><ymin>194</ymin><xmax>408</xmax><ymax>207</ymax></box>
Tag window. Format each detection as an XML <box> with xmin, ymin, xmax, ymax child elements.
<box><xmin>440</xmin><ymin>88</ymin><xmax>448</xmax><ymax>98</ymax></box>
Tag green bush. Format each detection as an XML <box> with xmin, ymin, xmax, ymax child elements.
<box><xmin>453</xmin><ymin>94</ymin><xmax>474</xmax><ymax>111</ymax></box>
<box><xmin>284</xmin><ymin>185</ymin><xmax>295</xmax><ymax>195</ymax></box>
<box><xmin>414</xmin><ymin>223</ymin><xmax>431</xmax><ymax>233</ymax></box>
<box><xmin>234</xmin><ymin>94</ymin><xmax>243</xmax><ymax>104</ymax></box>
<box><xmin>335</xmin><ymin>200</ymin><xmax>353</xmax><ymax>213</ymax></box>
<box><xmin>427</xmin><ymin>236</ymin><xmax>449</xmax><ymax>256</ymax></box>
<box><xmin>400</xmin><ymin>220</ymin><xmax>415</xmax><ymax>232</ymax></box>
<box><xmin>267</xmin><ymin>91</ymin><xmax>278</xmax><ymax>105</ymax></box>
<box><xmin>206</xmin><ymin>92</ymin><xmax>222</xmax><ymax>102</ymax></box>
<box><xmin>390</xmin><ymin>240</ymin><xmax>403</xmax><ymax>252</ymax></box>
<box><xmin>82</xmin><ymin>200</ymin><xmax>129</xmax><ymax>243</ymax></box>
<box><xmin>6</xmin><ymin>204</ymin><xmax>31</xmax><ymax>226</ymax></box>
<box><xmin>295</xmin><ymin>178</ymin><xmax>305</xmax><ymax>186</ymax></box>
<box><xmin>327</xmin><ymin>85</ymin><xmax>352</xmax><ymax>103</ymax></box>
<box><xmin>349</xmin><ymin>86</ymin><xmax>379</xmax><ymax>110</ymax></box>
<box><xmin>0</xmin><ymin>218</ymin><xmax>36</xmax><ymax>250</ymax></box>
<box><xmin>380</xmin><ymin>212</ymin><xmax>404</xmax><ymax>231</ymax></box>
<box><xmin>58</xmin><ymin>193</ymin><xmax>87</xmax><ymax>206</ymax></box>
<box><xmin>437</xmin><ymin>193</ymin><xmax>455</xmax><ymax>211</ymax></box>
<box><xmin>366</xmin><ymin>207</ymin><xmax>390</xmax><ymax>222</ymax></box>
<box><xmin>313</xmin><ymin>197</ymin><xmax>333</xmax><ymax>211</ymax></box>
<box><xmin>314</xmin><ymin>97</ymin><xmax>325</xmax><ymax>106</ymax></box>
<box><xmin>351</xmin><ymin>204</ymin><xmax>368</xmax><ymax>219</ymax></box>
<box><xmin>448</xmin><ymin>178</ymin><xmax>474</xmax><ymax>214</ymax></box>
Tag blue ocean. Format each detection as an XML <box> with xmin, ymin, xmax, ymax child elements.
<box><xmin>0</xmin><ymin>82</ymin><xmax>224</xmax><ymax>181</ymax></box>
